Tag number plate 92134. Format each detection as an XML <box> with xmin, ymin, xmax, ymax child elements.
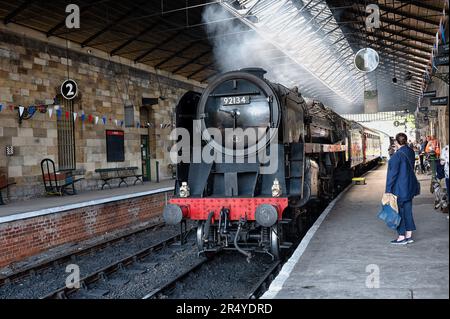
<box><xmin>221</xmin><ymin>96</ymin><xmax>250</xmax><ymax>105</ymax></box>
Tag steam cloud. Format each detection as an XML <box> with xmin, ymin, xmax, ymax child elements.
<box><xmin>202</xmin><ymin>4</ymin><xmax>365</xmax><ymax>113</ymax></box>
<box><xmin>202</xmin><ymin>5</ymin><xmax>299</xmax><ymax>86</ymax></box>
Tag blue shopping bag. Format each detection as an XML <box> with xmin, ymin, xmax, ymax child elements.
<box><xmin>377</xmin><ymin>204</ymin><xmax>401</xmax><ymax>230</ymax></box>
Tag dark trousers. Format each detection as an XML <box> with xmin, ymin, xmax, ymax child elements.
<box><xmin>419</xmin><ymin>154</ymin><xmax>425</xmax><ymax>173</ymax></box>
<box><xmin>446</xmin><ymin>178</ymin><xmax>449</xmax><ymax>201</ymax></box>
<box><xmin>397</xmin><ymin>200</ymin><xmax>416</xmax><ymax>236</ymax></box>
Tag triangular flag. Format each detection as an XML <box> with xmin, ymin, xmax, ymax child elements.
<box><xmin>120</xmin><ymin>120</ymin><xmax>124</xmax><ymax>127</ymax></box>
<box><xmin>102</xmin><ymin>116</ymin><xmax>106</xmax><ymax>125</ymax></box>
<box><xmin>19</xmin><ymin>106</ymin><xmax>25</xmax><ymax>116</ymax></box>
<box><xmin>114</xmin><ymin>119</ymin><xmax>118</xmax><ymax>126</ymax></box>
<box><xmin>54</xmin><ymin>105</ymin><xmax>60</xmax><ymax>110</ymax></box>
<box><xmin>95</xmin><ymin>116</ymin><xmax>99</xmax><ymax>125</ymax></box>
<box><xmin>88</xmin><ymin>114</ymin><xmax>93</xmax><ymax>123</ymax></box>
<box><xmin>28</xmin><ymin>106</ymin><xmax>36</xmax><ymax>115</ymax></box>
<box><xmin>48</xmin><ymin>107</ymin><xmax>53</xmax><ymax>118</ymax></box>
<box><xmin>81</xmin><ymin>111</ymin><xmax>85</xmax><ymax>122</ymax></box>
<box><xmin>0</xmin><ymin>104</ymin><xmax>3</xmax><ymax>112</ymax></box>
<box><xmin>65</xmin><ymin>111</ymin><xmax>70</xmax><ymax>119</ymax></box>
<box><xmin>9</xmin><ymin>105</ymin><xmax>14</xmax><ymax>111</ymax></box>
<box><xmin>57</xmin><ymin>108</ymin><xmax>62</xmax><ymax>119</ymax></box>
<box><xmin>73</xmin><ymin>112</ymin><xmax>77</xmax><ymax>121</ymax></box>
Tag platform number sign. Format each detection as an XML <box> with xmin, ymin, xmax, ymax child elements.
<box><xmin>61</xmin><ymin>79</ymin><xmax>78</xmax><ymax>100</ymax></box>
<box><xmin>6</xmin><ymin>145</ymin><xmax>14</xmax><ymax>156</ymax></box>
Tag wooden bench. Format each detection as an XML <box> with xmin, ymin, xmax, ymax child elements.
<box><xmin>95</xmin><ymin>167</ymin><xmax>143</xmax><ymax>189</ymax></box>
<box><xmin>41</xmin><ymin>159</ymin><xmax>85</xmax><ymax>196</ymax></box>
<box><xmin>0</xmin><ymin>175</ymin><xmax>16</xmax><ymax>205</ymax></box>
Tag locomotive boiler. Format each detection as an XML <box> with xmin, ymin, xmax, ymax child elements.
<box><xmin>163</xmin><ymin>68</ymin><xmax>381</xmax><ymax>260</ymax></box>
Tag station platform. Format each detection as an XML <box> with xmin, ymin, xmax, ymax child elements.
<box><xmin>263</xmin><ymin>165</ymin><xmax>449</xmax><ymax>299</ymax></box>
<box><xmin>0</xmin><ymin>180</ymin><xmax>175</xmax><ymax>269</ymax></box>
<box><xmin>0</xmin><ymin>179</ymin><xmax>174</xmax><ymax>220</ymax></box>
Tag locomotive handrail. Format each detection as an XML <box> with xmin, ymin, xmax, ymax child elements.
<box><xmin>209</xmin><ymin>91</ymin><xmax>261</xmax><ymax>97</ymax></box>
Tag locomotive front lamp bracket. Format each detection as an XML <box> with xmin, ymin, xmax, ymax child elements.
<box><xmin>179</xmin><ymin>182</ymin><xmax>190</xmax><ymax>198</ymax></box>
<box><xmin>272</xmin><ymin>178</ymin><xmax>282</xmax><ymax>197</ymax></box>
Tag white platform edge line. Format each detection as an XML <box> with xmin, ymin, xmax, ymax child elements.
<box><xmin>260</xmin><ymin>184</ymin><xmax>352</xmax><ymax>299</ymax></box>
<box><xmin>0</xmin><ymin>186</ymin><xmax>174</xmax><ymax>224</ymax></box>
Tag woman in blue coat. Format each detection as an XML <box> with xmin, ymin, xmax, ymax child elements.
<box><xmin>385</xmin><ymin>133</ymin><xmax>420</xmax><ymax>245</ymax></box>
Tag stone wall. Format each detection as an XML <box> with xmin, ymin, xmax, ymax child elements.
<box><xmin>0</xmin><ymin>29</ymin><xmax>203</xmax><ymax>200</ymax></box>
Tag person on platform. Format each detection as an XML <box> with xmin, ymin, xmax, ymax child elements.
<box><xmin>419</xmin><ymin>138</ymin><xmax>427</xmax><ymax>174</ymax></box>
<box><xmin>440</xmin><ymin>144</ymin><xmax>449</xmax><ymax>204</ymax></box>
<box><xmin>388</xmin><ymin>143</ymin><xmax>396</xmax><ymax>158</ymax></box>
<box><xmin>385</xmin><ymin>133</ymin><xmax>420</xmax><ymax>245</ymax></box>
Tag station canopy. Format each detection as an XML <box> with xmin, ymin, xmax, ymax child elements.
<box><xmin>0</xmin><ymin>0</ymin><xmax>446</xmax><ymax>112</ymax></box>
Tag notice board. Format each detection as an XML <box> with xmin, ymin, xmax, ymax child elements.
<box><xmin>106</xmin><ymin>130</ymin><xmax>125</xmax><ymax>162</ymax></box>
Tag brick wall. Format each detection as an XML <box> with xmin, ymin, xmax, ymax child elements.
<box><xmin>0</xmin><ymin>190</ymin><xmax>172</xmax><ymax>269</ymax></box>
<box><xmin>0</xmin><ymin>29</ymin><xmax>203</xmax><ymax>200</ymax></box>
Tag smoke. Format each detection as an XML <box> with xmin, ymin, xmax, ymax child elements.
<box><xmin>202</xmin><ymin>5</ymin><xmax>300</xmax><ymax>86</ymax></box>
<box><xmin>202</xmin><ymin>3</ymin><xmax>363</xmax><ymax>113</ymax></box>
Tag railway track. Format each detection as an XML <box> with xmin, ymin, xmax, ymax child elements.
<box><xmin>143</xmin><ymin>256</ymin><xmax>283</xmax><ymax>300</ymax></box>
<box><xmin>0</xmin><ymin>222</ymin><xmax>167</xmax><ymax>289</ymax></box>
<box><xmin>141</xmin><ymin>205</ymin><xmax>325</xmax><ymax>300</ymax></box>
<box><xmin>43</xmin><ymin>229</ymin><xmax>196</xmax><ymax>299</ymax></box>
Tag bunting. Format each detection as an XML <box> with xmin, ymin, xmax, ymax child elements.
<box><xmin>0</xmin><ymin>101</ymin><xmax>161</xmax><ymax>129</ymax></box>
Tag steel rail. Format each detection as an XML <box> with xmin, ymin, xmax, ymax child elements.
<box><xmin>41</xmin><ymin>229</ymin><xmax>195</xmax><ymax>299</ymax></box>
<box><xmin>0</xmin><ymin>222</ymin><xmax>166</xmax><ymax>288</ymax></box>
<box><xmin>141</xmin><ymin>258</ymin><xmax>209</xmax><ymax>299</ymax></box>
<box><xmin>247</xmin><ymin>261</ymin><xmax>282</xmax><ymax>299</ymax></box>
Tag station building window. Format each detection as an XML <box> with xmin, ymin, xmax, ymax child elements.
<box><xmin>124</xmin><ymin>104</ymin><xmax>134</xmax><ymax>127</ymax></box>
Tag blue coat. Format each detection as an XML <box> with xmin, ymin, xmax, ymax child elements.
<box><xmin>385</xmin><ymin>146</ymin><xmax>419</xmax><ymax>202</ymax></box>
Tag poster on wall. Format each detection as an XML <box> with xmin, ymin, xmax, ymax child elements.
<box><xmin>106</xmin><ymin>130</ymin><xmax>125</xmax><ymax>162</ymax></box>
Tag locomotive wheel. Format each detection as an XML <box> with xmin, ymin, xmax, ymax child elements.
<box><xmin>270</xmin><ymin>224</ymin><xmax>281</xmax><ymax>260</ymax></box>
<box><xmin>196</xmin><ymin>221</ymin><xmax>216</xmax><ymax>259</ymax></box>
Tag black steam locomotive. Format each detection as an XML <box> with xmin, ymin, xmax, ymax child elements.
<box><xmin>163</xmin><ymin>68</ymin><xmax>381</xmax><ymax>260</ymax></box>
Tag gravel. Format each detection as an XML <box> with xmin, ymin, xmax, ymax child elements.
<box><xmin>0</xmin><ymin>223</ymin><xmax>190</xmax><ymax>299</ymax></box>
<box><xmin>70</xmin><ymin>239</ymin><xmax>204</xmax><ymax>299</ymax></box>
<box><xmin>164</xmin><ymin>252</ymin><xmax>276</xmax><ymax>299</ymax></box>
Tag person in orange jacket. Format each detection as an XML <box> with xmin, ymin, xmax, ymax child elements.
<box><xmin>425</xmin><ymin>136</ymin><xmax>440</xmax><ymax>157</ymax></box>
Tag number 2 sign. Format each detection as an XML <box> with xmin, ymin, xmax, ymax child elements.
<box><xmin>61</xmin><ymin>79</ymin><xmax>78</xmax><ymax>100</ymax></box>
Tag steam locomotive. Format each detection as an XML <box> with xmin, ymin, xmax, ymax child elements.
<box><xmin>163</xmin><ymin>68</ymin><xmax>381</xmax><ymax>260</ymax></box>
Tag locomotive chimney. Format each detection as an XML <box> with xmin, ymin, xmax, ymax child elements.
<box><xmin>240</xmin><ymin>67</ymin><xmax>267</xmax><ymax>79</ymax></box>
